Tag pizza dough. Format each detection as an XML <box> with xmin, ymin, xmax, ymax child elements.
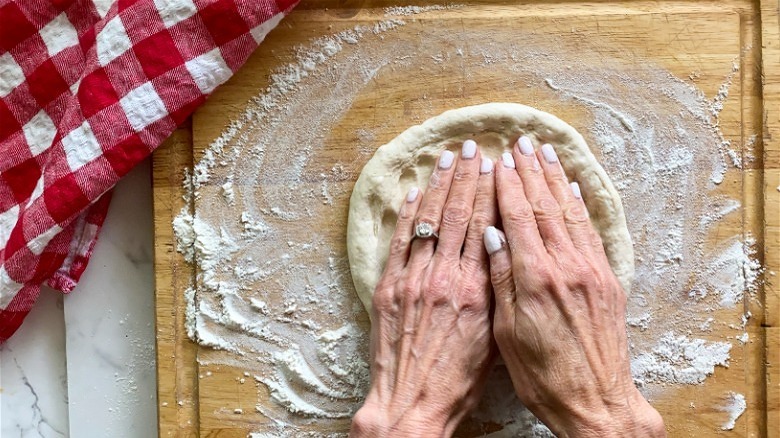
<box><xmin>347</xmin><ymin>103</ymin><xmax>634</xmax><ymax>314</ymax></box>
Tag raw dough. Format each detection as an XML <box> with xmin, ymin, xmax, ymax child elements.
<box><xmin>347</xmin><ymin>103</ymin><xmax>634</xmax><ymax>314</ymax></box>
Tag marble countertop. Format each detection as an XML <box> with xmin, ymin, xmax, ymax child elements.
<box><xmin>0</xmin><ymin>159</ymin><xmax>158</xmax><ymax>437</ymax></box>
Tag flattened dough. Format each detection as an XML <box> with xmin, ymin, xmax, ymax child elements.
<box><xmin>347</xmin><ymin>103</ymin><xmax>634</xmax><ymax>314</ymax></box>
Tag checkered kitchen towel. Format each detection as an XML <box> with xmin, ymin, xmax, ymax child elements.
<box><xmin>0</xmin><ymin>0</ymin><xmax>298</xmax><ymax>342</ymax></box>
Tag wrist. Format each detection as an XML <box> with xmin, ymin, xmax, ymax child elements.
<box><xmin>350</xmin><ymin>404</ymin><xmax>450</xmax><ymax>438</ymax></box>
<box><xmin>620</xmin><ymin>398</ymin><xmax>666</xmax><ymax>437</ymax></box>
<box><xmin>557</xmin><ymin>391</ymin><xmax>666</xmax><ymax>438</ymax></box>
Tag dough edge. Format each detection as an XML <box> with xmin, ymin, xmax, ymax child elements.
<box><xmin>347</xmin><ymin>103</ymin><xmax>634</xmax><ymax>314</ymax></box>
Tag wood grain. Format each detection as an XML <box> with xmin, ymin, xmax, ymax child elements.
<box><xmin>153</xmin><ymin>122</ymin><xmax>199</xmax><ymax>437</ymax></box>
<box><xmin>154</xmin><ymin>1</ymin><xmax>777</xmax><ymax>435</ymax></box>
<box><xmin>760</xmin><ymin>1</ymin><xmax>780</xmax><ymax>434</ymax></box>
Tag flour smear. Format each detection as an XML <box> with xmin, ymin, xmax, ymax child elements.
<box><xmin>173</xmin><ymin>5</ymin><xmax>761</xmax><ymax>436</ymax></box>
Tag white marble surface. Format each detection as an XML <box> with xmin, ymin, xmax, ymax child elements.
<box><xmin>0</xmin><ymin>159</ymin><xmax>158</xmax><ymax>438</ymax></box>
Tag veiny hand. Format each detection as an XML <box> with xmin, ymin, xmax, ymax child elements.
<box><xmin>482</xmin><ymin>136</ymin><xmax>666</xmax><ymax>437</ymax></box>
<box><xmin>351</xmin><ymin>141</ymin><xmax>498</xmax><ymax>437</ymax></box>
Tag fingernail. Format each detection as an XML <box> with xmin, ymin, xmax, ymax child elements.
<box><xmin>439</xmin><ymin>150</ymin><xmax>455</xmax><ymax>169</ymax></box>
<box><xmin>570</xmin><ymin>182</ymin><xmax>582</xmax><ymax>199</ymax></box>
<box><xmin>484</xmin><ymin>226</ymin><xmax>506</xmax><ymax>255</ymax></box>
<box><xmin>480</xmin><ymin>157</ymin><xmax>493</xmax><ymax>174</ymax></box>
<box><xmin>462</xmin><ymin>140</ymin><xmax>477</xmax><ymax>159</ymax></box>
<box><xmin>518</xmin><ymin>136</ymin><xmax>534</xmax><ymax>156</ymax></box>
<box><xmin>407</xmin><ymin>187</ymin><xmax>419</xmax><ymax>202</ymax></box>
<box><xmin>541</xmin><ymin>144</ymin><xmax>558</xmax><ymax>163</ymax></box>
<box><xmin>501</xmin><ymin>152</ymin><xmax>515</xmax><ymax>169</ymax></box>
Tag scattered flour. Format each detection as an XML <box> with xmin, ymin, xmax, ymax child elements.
<box><xmin>171</xmin><ymin>6</ymin><xmax>762</xmax><ymax>435</ymax></box>
<box><xmin>384</xmin><ymin>4</ymin><xmax>463</xmax><ymax>16</ymax></box>
<box><xmin>718</xmin><ymin>392</ymin><xmax>746</xmax><ymax>430</ymax></box>
<box><xmin>709</xmin><ymin>62</ymin><xmax>742</xmax><ymax>184</ymax></box>
<box><xmin>631</xmin><ymin>333</ymin><xmax>731</xmax><ymax>385</ymax></box>
<box><xmin>688</xmin><ymin>237</ymin><xmax>762</xmax><ymax>307</ymax></box>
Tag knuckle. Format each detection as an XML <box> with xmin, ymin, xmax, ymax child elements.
<box><xmin>425</xmin><ymin>270</ymin><xmax>451</xmax><ymax>305</ymax></box>
<box><xmin>428</xmin><ymin>172</ymin><xmax>445</xmax><ymax>190</ymax></box>
<box><xmin>398</xmin><ymin>205</ymin><xmax>415</xmax><ymax>220</ymax></box>
<box><xmin>388</xmin><ymin>235</ymin><xmax>410</xmax><ymax>257</ymax></box>
<box><xmin>532</xmin><ymin>265</ymin><xmax>558</xmax><ymax>291</ymax></box>
<box><xmin>532</xmin><ymin>197</ymin><xmax>563</xmax><ymax>221</ymax></box>
<box><xmin>429</xmin><ymin>269</ymin><xmax>450</xmax><ymax>291</ymax></box>
<box><xmin>372</xmin><ymin>287</ymin><xmax>398</xmax><ymax>313</ymax></box>
<box><xmin>401</xmin><ymin>281</ymin><xmax>421</xmax><ymax>303</ymax></box>
<box><xmin>491</xmin><ymin>265</ymin><xmax>514</xmax><ymax>288</ymax></box>
<box><xmin>567</xmin><ymin>262</ymin><xmax>596</xmax><ymax>290</ymax></box>
<box><xmin>505</xmin><ymin>204</ymin><xmax>535</xmax><ymax>225</ymax></box>
<box><xmin>453</xmin><ymin>168</ymin><xmax>475</xmax><ymax>183</ymax></box>
<box><xmin>563</xmin><ymin>203</ymin><xmax>590</xmax><ymax>225</ymax></box>
<box><xmin>442</xmin><ymin>202</ymin><xmax>472</xmax><ymax>228</ymax></box>
<box><xmin>520</xmin><ymin>164</ymin><xmax>545</xmax><ymax>176</ymax></box>
<box><xmin>458</xmin><ymin>284</ymin><xmax>489</xmax><ymax>312</ymax></box>
<box><xmin>469</xmin><ymin>209</ymin><xmax>492</xmax><ymax>228</ymax></box>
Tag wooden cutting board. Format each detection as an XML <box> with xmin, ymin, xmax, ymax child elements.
<box><xmin>153</xmin><ymin>0</ymin><xmax>780</xmax><ymax>436</ymax></box>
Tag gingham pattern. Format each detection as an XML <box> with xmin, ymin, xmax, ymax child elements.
<box><xmin>0</xmin><ymin>0</ymin><xmax>298</xmax><ymax>342</ymax></box>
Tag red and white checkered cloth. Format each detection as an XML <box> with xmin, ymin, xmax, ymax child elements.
<box><xmin>0</xmin><ymin>0</ymin><xmax>298</xmax><ymax>342</ymax></box>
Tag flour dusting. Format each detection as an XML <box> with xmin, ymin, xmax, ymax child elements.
<box><xmin>171</xmin><ymin>6</ymin><xmax>761</xmax><ymax>436</ymax></box>
<box><xmin>719</xmin><ymin>392</ymin><xmax>747</xmax><ymax>430</ymax></box>
<box><xmin>384</xmin><ymin>4</ymin><xmax>463</xmax><ymax>16</ymax></box>
<box><xmin>631</xmin><ymin>333</ymin><xmax>731</xmax><ymax>385</ymax></box>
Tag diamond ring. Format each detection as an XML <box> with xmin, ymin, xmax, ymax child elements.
<box><xmin>413</xmin><ymin>221</ymin><xmax>438</xmax><ymax>240</ymax></box>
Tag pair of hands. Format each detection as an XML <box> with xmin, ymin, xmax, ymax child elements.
<box><xmin>350</xmin><ymin>138</ymin><xmax>666</xmax><ymax>437</ymax></box>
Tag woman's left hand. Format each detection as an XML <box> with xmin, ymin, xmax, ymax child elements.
<box><xmin>350</xmin><ymin>141</ymin><xmax>497</xmax><ymax>437</ymax></box>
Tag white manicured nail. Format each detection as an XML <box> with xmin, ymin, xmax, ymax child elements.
<box><xmin>462</xmin><ymin>140</ymin><xmax>477</xmax><ymax>159</ymax></box>
<box><xmin>484</xmin><ymin>226</ymin><xmax>506</xmax><ymax>255</ymax></box>
<box><xmin>541</xmin><ymin>144</ymin><xmax>558</xmax><ymax>163</ymax></box>
<box><xmin>501</xmin><ymin>152</ymin><xmax>515</xmax><ymax>168</ymax></box>
<box><xmin>439</xmin><ymin>150</ymin><xmax>455</xmax><ymax>169</ymax></box>
<box><xmin>518</xmin><ymin>136</ymin><xmax>534</xmax><ymax>155</ymax></box>
<box><xmin>407</xmin><ymin>187</ymin><xmax>419</xmax><ymax>202</ymax></box>
<box><xmin>480</xmin><ymin>157</ymin><xmax>493</xmax><ymax>174</ymax></box>
<box><xmin>570</xmin><ymin>182</ymin><xmax>582</xmax><ymax>199</ymax></box>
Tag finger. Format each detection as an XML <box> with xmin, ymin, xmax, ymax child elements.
<box><xmin>437</xmin><ymin>140</ymin><xmax>482</xmax><ymax>260</ymax></box>
<box><xmin>535</xmin><ymin>144</ymin><xmax>596</xmax><ymax>258</ymax></box>
<box><xmin>566</xmin><ymin>181</ymin><xmax>612</xmax><ymax>270</ymax></box>
<box><xmin>495</xmin><ymin>152</ymin><xmax>546</xmax><ymax>266</ymax></box>
<box><xmin>408</xmin><ymin>150</ymin><xmax>457</xmax><ymax>266</ymax></box>
<box><xmin>585</xmin><ymin>209</ymin><xmax>612</xmax><ymax>269</ymax></box>
<box><xmin>462</xmin><ymin>156</ymin><xmax>497</xmax><ymax>270</ymax></box>
<box><xmin>483</xmin><ymin>226</ymin><xmax>514</xmax><ymax>319</ymax></box>
<box><xmin>513</xmin><ymin>137</ymin><xmax>575</xmax><ymax>255</ymax></box>
<box><xmin>382</xmin><ymin>187</ymin><xmax>424</xmax><ymax>281</ymax></box>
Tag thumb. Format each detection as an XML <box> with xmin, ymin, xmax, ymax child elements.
<box><xmin>483</xmin><ymin>226</ymin><xmax>515</xmax><ymax>312</ymax></box>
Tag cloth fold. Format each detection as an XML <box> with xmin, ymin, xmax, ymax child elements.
<box><xmin>0</xmin><ymin>0</ymin><xmax>298</xmax><ymax>342</ymax></box>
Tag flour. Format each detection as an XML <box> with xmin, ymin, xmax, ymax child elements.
<box><xmin>171</xmin><ymin>6</ymin><xmax>761</xmax><ymax>435</ymax></box>
<box><xmin>689</xmin><ymin>237</ymin><xmax>762</xmax><ymax>307</ymax></box>
<box><xmin>384</xmin><ymin>4</ymin><xmax>463</xmax><ymax>16</ymax></box>
<box><xmin>545</xmin><ymin>79</ymin><xmax>635</xmax><ymax>132</ymax></box>
<box><xmin>627</xmin><ymin>313</ymin><xmax>652</xmax><ymax>331</ymax></box>
<box><xmin>631</xmin><ymin>333</ymin><xmax>731</xmax><ymax>385</ymax></box>
<box><xmin>709</xmin><ymin>63</ymin><xmax>741</xmax><ymax>184</ymax></box>
<box><xmin>718</xmin><ymin>392</ymin><xmax>746</xmax><ymax>430</ymax></box>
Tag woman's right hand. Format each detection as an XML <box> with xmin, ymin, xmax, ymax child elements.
<box><xmin>483</xmin><ymin>137</ymin><xmax>666</xmax><ymax>437</ymax></box>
